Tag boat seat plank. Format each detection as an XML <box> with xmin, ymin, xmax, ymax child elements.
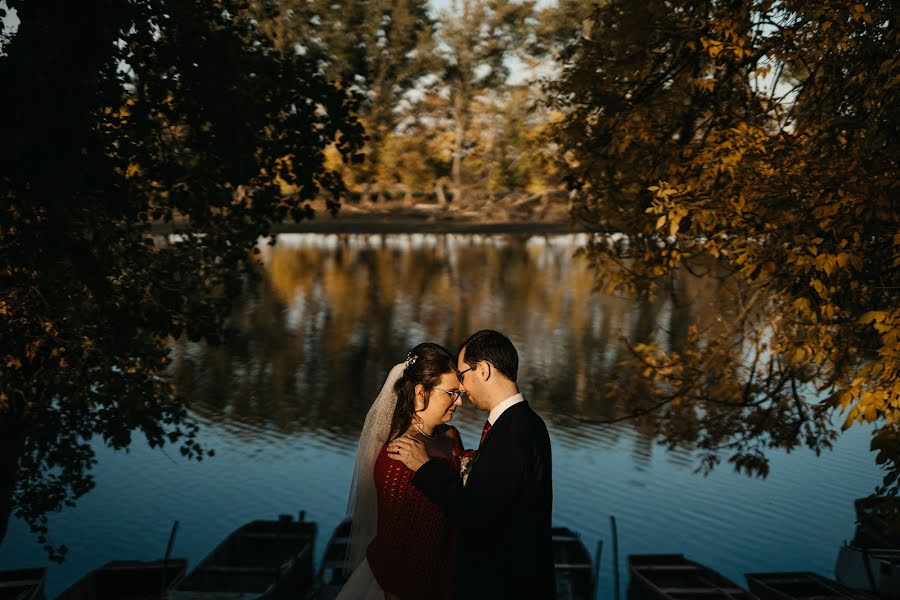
<box><xmin>327</xmin><ymin>537</ymin><xmax>350</xmax><ymax>544</ymax></box>
<box><xmin>236</xmin><ymin>531</ymin><xmax>310</xmax><ymax>540</ymax></box>
<box><xmin>0</xmin><ymin>579</ymin><xmax>42</xmax><ymax>588</ymax></box>
<box><xmin>196</xmin><ymin>566</ymin><xmax>281</xmax><ymax>575</ymax></box>
<box><xmin>659</xmin><ymin>588</ymin><xmax>746</xmax><ymax>594</ymax></box>
<box><xmin>634</xmin><ymin>565</ymin><xmax>703</xmax><ymax>571</ymax></box>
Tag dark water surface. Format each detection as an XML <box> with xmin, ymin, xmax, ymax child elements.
<box><xmin>0</xmin><ymin>233</ymin><xmax>882</xmax><ymax>597</ymax></box>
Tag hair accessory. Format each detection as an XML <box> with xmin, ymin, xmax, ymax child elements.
<box><xmin>404</xmin><ymin>352</ymin><xmax>418</xmax><ymax>368</ymax></box>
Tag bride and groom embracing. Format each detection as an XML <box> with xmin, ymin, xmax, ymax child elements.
<box><xmin>337</xmin><ymin>329</ymin><xmax>555</xmax><ymax>599</ymax></box>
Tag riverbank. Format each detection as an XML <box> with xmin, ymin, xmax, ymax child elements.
<box><xmin>149</xmin><ymin>203</ymin><xmax>589</xmax><ymax>235</ymax></box>
<box><xmin>269</xmin><ymin>216</ymin><xmax>585</xmax><ymax>234</ymax></box>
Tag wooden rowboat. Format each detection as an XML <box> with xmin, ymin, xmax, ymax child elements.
<box><xmin>552</xmin><ymin>526</ymin><xmax>596</xmax><ymax>600</ymax></box>
<box><xmin>628</xmin><ymin>554</ymin><xmax>757</xmax><ymax>600</ymax></box>
<box><xmin>834</xmin><ymin>544</ymin><xmax>900</xmax><ymax>599</ymax></box>
<box><xmin>55</xmin><ymin>559</ymin><xmax>186</xmax><ymax>600</ymax></box>
<box><xmin>0</xmin><ymin>568</ymin><xmax>46</xmax><ymax>600</ymax></box>
<box><xmin>310</xmin><ymin>519</ymin><xmax>599</xmax><ymax>599</ymax></box>
<box><xmin>833</xmin><ymin>496</ymin><xmax>900</xmax><ymax>599</ymax></box>
<box><xmin>169</xmin><ymin>513</ymin><xmax>316</xmax><ymax>600</ymax></box>
<box><xmin>745</xmin><ymin>571</ymin><xmax>879</xmax><ymax>600</ymax></box>
<box><xmin>309</xmin><ymin>518</ymin><xmax>352</xmax><ymax>600</ymax></box>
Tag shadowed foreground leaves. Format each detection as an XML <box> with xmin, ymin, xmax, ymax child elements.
<box><xmin>0</xmin><ymin>0</ymin><xmax>362</xmax><ymax>559</ymax></box>
<box><xmin>553</xmin><ymin>0</ymin><xmax>899</xmax><ymax>524</ymax></box>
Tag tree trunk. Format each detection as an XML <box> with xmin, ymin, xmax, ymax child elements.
<box><xmin>435</xmin><ymin>180</ymin><xmax>448</xmax><ymax>205</ymax></box>
<box><xmin>451</xmin><ymin>123</ymin><xmax>464</xmax><ymax>201</ymax></box>
<box><xmin>451</xmin><ymin>86</ymin><xmax>467</xmax><ymax>204</ymax></box>
<box><xmin>0</xmin><ymin>418</ymin><xmax>23</xmax><ymax>546</ymax></box>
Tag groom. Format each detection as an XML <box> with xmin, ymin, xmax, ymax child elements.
<box><xmin>389</xmin><ymin>329</ymin><xmax>554</xmax><ymax>598</ymax></box>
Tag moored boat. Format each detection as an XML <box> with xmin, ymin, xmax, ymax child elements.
<box><xmin>169</xmin><ymin>512</ymin><xmax>316</xmax><ymax>600</ymax></box>
<box><xmin>55</xmin><ymin>559</ymin><xmax>186</xmax><ymax>600</ymax></box>
<box><xmin>834</xmin><ymin>545</ymin><xmax>900</xmax><ymax>600</ymax></box>
<box><xmin>0</xmin><ymin>568</ymin><xmax>46</xmax><ymax>600</ymax></box>
<box><xmin>310</xmin><ymin>519</ymin><xmax>598</xmax><ymax>599</ymax></box>
<box><xmin>309</xmin><ymin>518</ymin><xmax>352</xmax><ymax>600</ymax></box>
<box><xmin>746</xmin><ymin>571</ymin><xmax>879</xmax><ymax>600</ymax></box>
<box><xmin>552</xmin><ymin>526</ymin><xmax>596</xmax><ymax>600</ymax></box>
<box><xmin>833</xmin><ymin>496</ymin><xmax>900</xmax><ymax>599</ymax></box>
<box><xmin>628</xmin><ymin>554</ymin><xmax>757</xmax><ymax>600</ymax></box>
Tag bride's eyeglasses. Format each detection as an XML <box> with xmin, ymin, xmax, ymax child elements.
<box><xmin>434</xmin><ymin>387</ymin><xmax>463</xmax><ymax>402</ymax></box>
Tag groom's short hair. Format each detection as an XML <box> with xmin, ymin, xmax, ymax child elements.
<box><xmin>460</xmin><ymin>329</ymin><xmax>518</xmax><ymax>382</ymax></box>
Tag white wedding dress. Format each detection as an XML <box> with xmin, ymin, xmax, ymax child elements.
<box><xmin>336</xmin><ymin>557</ymin><xmax>385</xmax><ymax>599</ymax></box>
<box><xmin>335</xmin><ymin>363</ymin><xmax>406</xmax><ymax>600</ymax></box>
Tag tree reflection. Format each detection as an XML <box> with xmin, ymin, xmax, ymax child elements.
<box><xmin>171</xmin><ymin>234</ymin><xmax>745</xmax><ymax>463</ymax></box>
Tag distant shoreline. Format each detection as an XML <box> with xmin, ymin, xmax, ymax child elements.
<box><xmin>150</xmin><ymin>216</ymin><xmax>589</xmax><ymax>235</ymax></box>
<box><xmin>271</xmin><ymin>217</ymin><xmax>587</xmax><ymax>234</ymax></box>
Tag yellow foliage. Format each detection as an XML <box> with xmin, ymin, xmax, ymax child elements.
<box><xmin>553</xmin><ymin>0</ymin><xmax>900</xmax><ymax>495</ymax></box>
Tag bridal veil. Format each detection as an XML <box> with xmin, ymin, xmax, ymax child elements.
<box><xmin>343</xmin><ymin>362</ymin><xmax>406</xmax><ymax>575</ymax></box>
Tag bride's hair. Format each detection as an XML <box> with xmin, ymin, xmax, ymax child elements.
<box><xmin>388</xmin><ymin>342</ymin><xmax>455</xmax><ymax>441</ymax></box>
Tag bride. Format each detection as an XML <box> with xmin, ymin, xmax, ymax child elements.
<box><xmin>338</xmin><ymin>343</ymin><xmax>465</xmax><ymax>600</ymax></box>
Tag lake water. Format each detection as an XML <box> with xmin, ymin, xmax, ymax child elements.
<box><xmin>0</xmin><ymin>233</ymin><xmax>884</xmax><ymax>598</ymax></box>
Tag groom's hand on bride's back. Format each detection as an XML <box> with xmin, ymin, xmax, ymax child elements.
<box><xmin>387</xmin><ymin>436</ymin><xmax>429</xmax><ymax>472</ymax></box>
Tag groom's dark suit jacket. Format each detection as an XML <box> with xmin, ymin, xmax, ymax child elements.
<box><xmin>412</xmin><ymin>400</ymin><xmax>554</xmax><ymax>599</ymax></box>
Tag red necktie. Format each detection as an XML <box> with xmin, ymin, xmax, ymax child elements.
<box><xmin>480</xmin><ymin>420</ymin><xmax>492</xmax><ymax>446</ymax></box>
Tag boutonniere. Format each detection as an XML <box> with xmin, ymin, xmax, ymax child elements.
<box><xmin>460</xmin><ymin>449</ymin><xmax>479</xmax><ymax>487</ymax></box>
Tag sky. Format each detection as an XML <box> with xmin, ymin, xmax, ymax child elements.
<box><xmin>0</xmin><ymin>2</ymin><xmax>17</xmax><ymax>48</ymax></box>
<box><xmin>0</xmin><ymin>0</ymin><xmax>556</xmax><ymax>31</ymax></box>
<box><xmin>431</xmin><ymin>0</ymin><xmax>554</xmax><ymax>11</ymax></box>
<box><xmin>0</xmin><ymin>1</ymin><xmax>553</xmax><ymax>83</ymax></box>
<box><xmin>0</xmin><ymin>0</ymin><xmax>557</xmax><ymax>32</ymax></box>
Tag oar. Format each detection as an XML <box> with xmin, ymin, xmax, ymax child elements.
<box><xmin>593</xmin><ymin>538</ymin><xmax>604</xmax><ymax>600</ymax></box>
<box><xmin>611</xmin><ymin>515</ymin><xmax>620</xmax><ymax>600</ymax></box>
<box><xmin>161</xmin><ymin>520</ymin><xmax>179</xmax><ymax>600</ymax></box>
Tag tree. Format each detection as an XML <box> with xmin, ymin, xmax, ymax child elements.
<box><xmin>435</xmin><ymin>0</ymin><xmax>535</xmax><ymax>201</ymax></box>
<box><xmin>248</xmin><ymin>0</ymin><xmax>435</xmax><ymax>198</ymax></box>
<box><xmin>0</xmin><ymin>0</ymin><xmax>362</xmax><ymax>559</ymax></box>
<box><xmin>534</xmin><ymin>0</ymin><xmax>602</xmax><ymax>60</ymax></box>
<box><xmin>552</xmin><ymin>0</ymin><xmax>899</xmax><ymax>516</ymax></box>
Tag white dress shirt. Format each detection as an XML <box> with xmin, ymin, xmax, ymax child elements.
<box><xmin>487</xmin><ymin>392</ymin><xmax>526</xmax><ymax>425</ymax></box>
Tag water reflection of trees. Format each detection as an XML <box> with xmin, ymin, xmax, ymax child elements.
<box><xmin>170</xmin><ymin>234</ymin><xmax>742</xmax><ymax>457</ymax></box>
